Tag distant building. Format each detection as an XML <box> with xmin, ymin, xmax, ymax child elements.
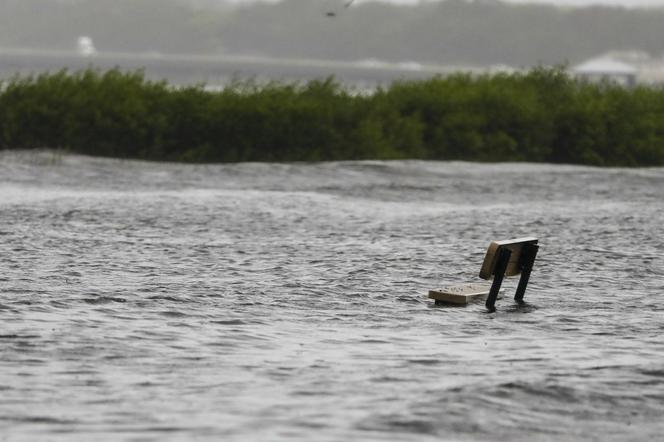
<box><xmin>571</xmin><ymin>56</ymin><xmax>638</xmax><ymax>87</ymax></box>
<box><xmin>77</xmin><ymin>36</ymin><xmax>97</xmax><ymax>57</ymax></box>
<box><xmin>639</xmin><ymin>65</ymin><xmax>664</xmax><ymax>85</ymax></box>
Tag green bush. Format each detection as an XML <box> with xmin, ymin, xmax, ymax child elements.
<box><xmin>1</xmin><ymin>68</ymin><xmax>663</xmax><ymax>166</ymax></box>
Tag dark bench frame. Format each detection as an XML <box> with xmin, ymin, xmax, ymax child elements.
<box><xmin>479</xmin><ymin>237</ymin><xmax>539</xmax><ymax>312</ymax></box>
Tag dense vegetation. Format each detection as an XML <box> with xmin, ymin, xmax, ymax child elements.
<box><xmin>2</xmin><ymin>0</ymin><xmax>664</xmax><ymax>67</ymax></box>
<box><xmin>1</xmin><ymin>68</ymin><xmax>663</xmax><ymax>166</ymax></box>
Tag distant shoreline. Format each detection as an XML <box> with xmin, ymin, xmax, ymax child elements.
<box><xmin>1</xmin><ymin>68</ymin><xmax>663</xmax><ymax>167</ymax></box>
<box><xmin>0</xmin><ymin>48</ymin><xmax>473</xmax><ymax>88</ymax></box>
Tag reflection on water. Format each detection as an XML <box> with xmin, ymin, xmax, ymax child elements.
<box><xmin>1</xmin><ymin>151</ymin><xmax>663</xmax><ymax>441</ymax></box>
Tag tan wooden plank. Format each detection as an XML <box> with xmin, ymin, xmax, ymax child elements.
<box><xmin>429</xmin><ymin>282</ymin><xmax>493</xmax><ymax>305</ymax></box>
<box><xmin>479</xmin><ymin>237</ymin><xmax>538</xmax><ymax>280</ymax></box>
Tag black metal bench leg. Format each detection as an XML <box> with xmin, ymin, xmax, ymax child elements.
<box><xmin>486</xmin><ymin>248</ymin><xmax>511</xmax><ymax>312</ymax></box>
<box><xmin>514</xmin><ymin>243</ymin><xmax>539</xmax><ymax>304</ymax></box>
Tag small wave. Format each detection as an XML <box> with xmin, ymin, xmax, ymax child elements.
<box><xmin>0</xmin><ymin>415</ymin><xmax>78</xmax><ymax>425</ymax></box>
<box><xmin>406</xmin><ymin>358</ymin><xmax>441</xmax><ymax>366</ymax></box>
<box><xmin>159</xmin><ymin>310</ymin><xmax>190</xmax><ymax>318</ymax></box>
<box><xmin>211</xmin><ymin>319</ymin><xmax>247</xmax><ymax>326</ymax></box>
<box><xmin>639</xmin><ymin>368</ymin><xmax>664</xmax><ymax>377</ymax></box>
<box><xmin>147</xmin><ymin>295</ymin><xmax>187</xmax><ymax>302</ymax></box>
<box><xmin>0</xmin><ymin>334</ymin><xmax>40</xmax><ymax>339</ymax></box>
<box><xmin>356</xmin><ymin>416</ymin><xmax>437</xmax><ymax>435</ymax></box>
<box><xmin>83</xmin><ymin>296</ymin><xmax>127</xmax><ymax>304</ymax></box>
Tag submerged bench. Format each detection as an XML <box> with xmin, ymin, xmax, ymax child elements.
<box><xmin>429</xmin><ymin>237</ymin><xmax>539</xmax><ymax>312</ymax></box>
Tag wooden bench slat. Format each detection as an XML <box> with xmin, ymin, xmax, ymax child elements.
<box><xmin>429</xmin><ymin>282</ymin><xmax>493</xmax><ymax>305</ymax></box>
<box><xmin>479</xmin><ymin>237</ymin><xmax>538</xmax><ymax>280</ymax></box>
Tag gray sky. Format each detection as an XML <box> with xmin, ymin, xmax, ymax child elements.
<box><xmin>495</xmin><ymin>0</ymin><xmax>663</xmax><ymax>5</ymax></box>
<box><xmin>225</xmin><ymin>0</ymin><xmax>664</xmax><ymax>7</ymax></box>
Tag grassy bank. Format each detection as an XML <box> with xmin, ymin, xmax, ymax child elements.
<box><xmin>1</xmin><ymin>68</ymin><xmax>663</xmax><ymax>166</ymax></box>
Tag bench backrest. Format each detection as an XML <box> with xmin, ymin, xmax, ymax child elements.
<box><xmin>479</xmin><ymin>237</ymin><xmax>539</xmax><ymax>280</ymax></box>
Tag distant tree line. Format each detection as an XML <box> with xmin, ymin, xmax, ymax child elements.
<box><xmin>2</xmin><ymin>0</ymin><xmax>664</xmax><ymax>66</ymax></box>
<box><xmin>1</xmin><ymin>68</ymin><xmax>663</xmax><ymax>166</ymax></box>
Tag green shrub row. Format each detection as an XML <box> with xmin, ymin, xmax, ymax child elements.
<box><xmin>1</xmin><ymin>68</ymin><xmax>663</xmax><ymax>166</ymax></box>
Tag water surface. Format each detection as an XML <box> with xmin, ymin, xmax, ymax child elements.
<box><xmin>1</xmin><ymin>151</ymin><xmax>663</xmax><ymax>441</ymax></box>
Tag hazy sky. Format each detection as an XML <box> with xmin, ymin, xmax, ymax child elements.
<box><xmin>226</xmin><ymin>0</ymin><xmax>664</xmax><ymax>7</ymax></box>
<box><xmin>475</xmin><ymin>0</ymin><xmax>663</xmax><ymax>5</ymax></box>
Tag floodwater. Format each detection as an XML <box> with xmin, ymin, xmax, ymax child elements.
<box><xmin>1</xmin><ymin>151</ymin><xmax>663</xmax><ymax>441</ymax></box>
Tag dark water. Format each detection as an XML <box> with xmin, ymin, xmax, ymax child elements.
<box><xmin>1</xmin><ymin>151</ymin><xmax>663</xmax><ymax>441</ymax></box>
